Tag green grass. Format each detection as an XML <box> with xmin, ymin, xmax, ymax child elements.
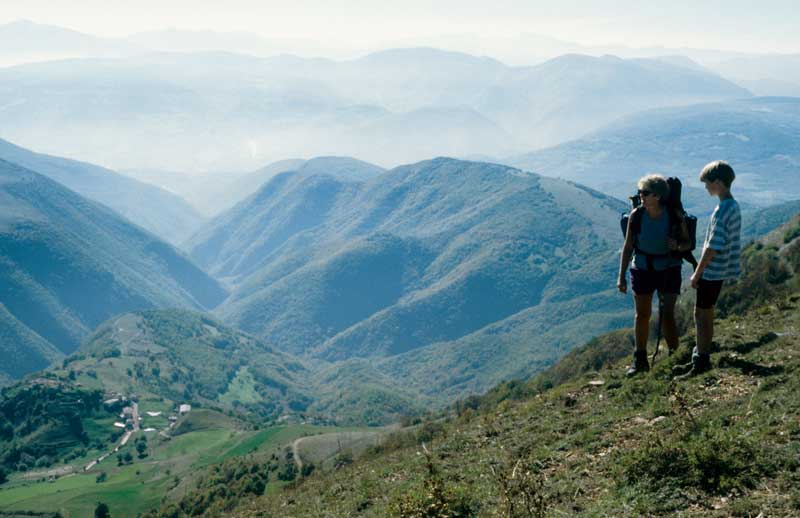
<box><xmin>296</xmin><ymin>430</ymin><xmax>386</xmax><ymax>470</ymax></box>
<box><xmin>0</xmin><ymin>421</ymin><xmax>356</xmax><ymax>518</ymax></box>
<box><xmin>224</xmin><ymin>427</ymin><xmax>285</xmax><ymax>458</ymax></box>
<box><xmin>219</xmin><ymin>367</ymin><xmax>261</xmax><ymax>405</ymax></box>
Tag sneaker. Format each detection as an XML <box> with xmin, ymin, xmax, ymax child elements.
<box><xmin>626</xmin><ymin>350</ymin><xmax>650</xmax><ymax>377</ymax></box>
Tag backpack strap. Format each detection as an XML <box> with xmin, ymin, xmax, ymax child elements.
<box><xmin>630</xmin><ymin>207</ymin><xmax>666</xmax><ymax>272</ymax></box>
<box><xmin>629</xmin><ymin>206</ymin><xmax>644</xmax><ymax>240</ymax></box>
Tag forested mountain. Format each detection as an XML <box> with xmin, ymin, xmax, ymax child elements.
<box><xmin>509</xmin><ymin>97</ymin><xmax>800</xmax><ymax>213</ymax></box>
<box><xmin>0</xmin><ymin>138</ymin><xmax>204</xmax><ymax>244</ymax></box>
<box><xmin>189</xmin><ymin>157</ymin><xmax>630</xmax><ymax>398</ymax></box>
<box><xmin>0</xmin><ymin>159</ymin><xmax>226</xmax><ymax>381</ymax></box>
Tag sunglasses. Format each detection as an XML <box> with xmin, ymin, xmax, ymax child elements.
<box><xmin>638</xmin><ymin>190</ymin><xmax>654</xmax><ymax>197</ymax></box>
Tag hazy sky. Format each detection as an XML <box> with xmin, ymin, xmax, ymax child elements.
<box><xmin>0</xmin><ymin>0</ymin><xmax>798</xmax><ymax>55</ymax></box>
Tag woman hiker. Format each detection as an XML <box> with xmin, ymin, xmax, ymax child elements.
<box><xmin>617</xmin><ymin>174</ymin><xmax>691</xmax><ymax>376</ymax></box>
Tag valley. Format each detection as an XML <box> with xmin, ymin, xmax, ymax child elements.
<box><xmin>0</xmin><ymin>17</ymin><xmax>798</xmax><ymax>515</ymax></box>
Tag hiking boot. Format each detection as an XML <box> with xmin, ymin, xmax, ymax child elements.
<box><xmin>626</xmin><ymin>350</ymin><xmax>650</xmax><ymax>377</ymax></box>
<box><xmin>673</xmin><ymin>353</ymin><xmax>712</xmax><ymax>380</ymax></box>
<box><xmin>672</xmin><ymin>346</ymin><xmax>700</xmax><ymax>376</ymax></box>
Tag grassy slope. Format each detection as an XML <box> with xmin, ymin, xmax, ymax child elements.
<box><xmin>226</xmin><ymin>221</ymin><xmax>800</xmax><ymax>516</ymax></box>
<box><xmin>68</xmin><ymin>310</ymin><xmax>315</xmax><ymax>422</ymax></box>
<box><xmin>230</xmin><ymin>298</ymin><xmax>800</xmax><ymax>517</ymax></box>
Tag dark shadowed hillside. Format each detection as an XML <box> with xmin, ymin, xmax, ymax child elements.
<box><xmin>0</xmin><ymin>160</ymin><xmax>226</xmax><ymax>381</ymax></box>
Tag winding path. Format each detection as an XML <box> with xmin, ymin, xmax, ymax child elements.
<box><xmin>292</xmin><ymin>437</ymin><xmax>305</xmax><ymax>473</ymax></box>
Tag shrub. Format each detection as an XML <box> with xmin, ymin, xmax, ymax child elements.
<box><xmin>621</xmin><ymin>428</ymin><xmax>772</xmax><ymax>497</ymax></box>
<box><xmin>416</xmin><ymin>421</ymin><xmax>446</xmax><ymax>444</ymax></box>
<box><xmin>717</xmin><ymin>243</ymin><xmax>791</xmax><ymax>317</ymax></box>
<box><xmin>391</xmin><ymin>445</ymin><xmax>477</xmax><ymax>518</ymax></box>
<box><xmin>783</xmin><ymin>222</ymin><xmax>800</xmax><ymax>244</ymax></box>
<box><xmin>333</xmin><ymin>451</ymin><xmax>353</xmax><ymax>470</ymax></box>
<box><xmin>95</xmin><ymin>502</ymin><xmax>111</xmax><ymax>518</ymax></box>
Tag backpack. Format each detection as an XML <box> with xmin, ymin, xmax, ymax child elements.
<box><xmin>620</xmin><ymin>177</ymin><xmax>698</xmax><ymax>270</ymax></box>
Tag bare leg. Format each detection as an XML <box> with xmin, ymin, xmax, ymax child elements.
<box><xmin>660</xmin><ymin>293</ymin><xmax>679</xmax><ymax>351</ymax></box>
<box><xmin>634</xmin><ymin>293</ymin><xmax>653</xmax><ymax>352</ymax></box>
<box><xmin>695</xmin><ymin>307</ymin><xmax>715</xmax><ymax>354</ymax></box>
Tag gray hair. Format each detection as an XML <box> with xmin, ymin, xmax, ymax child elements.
<box><xmin>637</xmin><ymin>174</ymin><xmax>670</xmax><ymax>202</ymax></box>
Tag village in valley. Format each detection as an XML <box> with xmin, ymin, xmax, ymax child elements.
<box><xmin>83</xmin><ymin>394</ymin><xmax>192</xmax><ymax>472</ymax></box>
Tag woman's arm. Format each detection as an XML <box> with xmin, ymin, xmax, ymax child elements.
<box><xmin>618</xmin><ymin>212</ymin><xmax>635</xmax><ymax>293</ymax></box>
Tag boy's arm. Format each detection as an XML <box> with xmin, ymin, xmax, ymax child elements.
<box><xmin>690</xmin><ymin>247</ymin><xmax>717</xmax><ymax>288</ymax></box>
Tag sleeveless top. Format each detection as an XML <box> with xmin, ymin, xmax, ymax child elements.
<box><xmin>632</xmin><ymin>210</ymin><xmax>682</xmax><ymax>271</ymax></box>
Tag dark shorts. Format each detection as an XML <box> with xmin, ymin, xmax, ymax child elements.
<box><xmin>631</xmin><ymin>266</ymin><xmax>682</xmax><ymax>296</ymax></box>
<box><xmin>696</xmin><ymin>279</ymin><xmax>724</xmax><ymax>309</ymax></box>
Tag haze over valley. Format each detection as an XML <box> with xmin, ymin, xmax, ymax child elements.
<box><xmin>0</xmin><ymin>7</ymin><xmax>798</xmax><ymax>516</ymax></box>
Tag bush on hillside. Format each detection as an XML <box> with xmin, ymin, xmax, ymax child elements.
<box><xmin>621</xmin><ymin>427</ymin><xmax>775</xmax><ymax>497</ymax></box>
<box><xmin>783</xmin><ymin>221</ymin><xmax>800</xmax><ymax>243</ymax></box>
<box><xmin>141</xmin><ymin>457</ymin><xmax>270</xmax><ymax>518</ymax></box>
<box><xmin>786</xmin><ymin>239</ymin><xmax>800</xmax><ymax>274</ymax></box>
<box><xmin>391</xmin><ymin>445</ymin><xmax>478</xmax><ymax>518</ymax></box>
<box><xmin>717</xmin><ymin>243</ymin><xmax>792</xmax><ymax>317</ymax></box>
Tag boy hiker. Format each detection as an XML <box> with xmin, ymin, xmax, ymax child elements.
<box><xmin>674</xmin><ymin>161</ymin><xmax>741</xmax><ymax>379</ymax></box>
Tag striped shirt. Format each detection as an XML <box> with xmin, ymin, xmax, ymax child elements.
<box><xmin>702</xmin><ymin>198</ymin><xmax>741</xmax><ymax>281</ymax></box>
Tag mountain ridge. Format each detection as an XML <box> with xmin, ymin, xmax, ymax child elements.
<box><xmin>0</xmin><ymin>159</ymin><xmax>226</xmax><ymax>381</ymax></box>
<box><xmin>0</xmin><ymin>138</ymin><xmax>204</xmax><ymax>244</ymax></box>
<box><xmin>509</xmin><ymin>96</ymin><xmax>800</xmax><ymax>211</ymax></box>
<box><xmin>190</xmin><ymin>157</ymin><xmax>630</xmax><ymax>400</ymax></box>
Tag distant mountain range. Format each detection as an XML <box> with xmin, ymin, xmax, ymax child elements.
<box><xmin>0</xmin><ymin>138</ymin><xmax>204</xmax><ymax>244</ymax></box>
<box><xmin>0</xmin><ymin>47</ymin><xmax>752</xmax><ymax>172</ymax></box>
<box><xmin>474</xmin><ymin>53</ymin><xmax>750</xmax><ymax>149</ymax></box>
<box><xmin>707</xmin><ymin>54</ymin><xmax>800</xmax><ymax>95</ymax></box>
<box><xmin>509</xmin><ymin>97</ymin><xmax>800</xmax><ymax>213</ymax></box>
<box><xmin>0</xmin><ymin>159</ymin><xmax>226</xmax><ymax>381</ymax></box>
<box><xmin>187</xmin><ymin>157</ymin><xmax>631</xmax><ymax>398</ymax></box>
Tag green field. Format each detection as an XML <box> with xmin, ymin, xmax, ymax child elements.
<box><xmin>0</xmin><ymin>418</ymin><xmax>357</xmax><ymax>518</ymax></box>
<box><xmin>219</xmin><ymin>367</ymin><xmax>262</xmax><ymax>406</ymax></box>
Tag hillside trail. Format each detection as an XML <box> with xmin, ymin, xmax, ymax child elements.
<box><xmin>20</xmin><ymin>464</ymin><xmax>74</xmax><ymax>480</ymax></box>
<box><xmin>292</xmin><ymin>437</ymin><xmax>304</xmax><ymax>473</ymax></box>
